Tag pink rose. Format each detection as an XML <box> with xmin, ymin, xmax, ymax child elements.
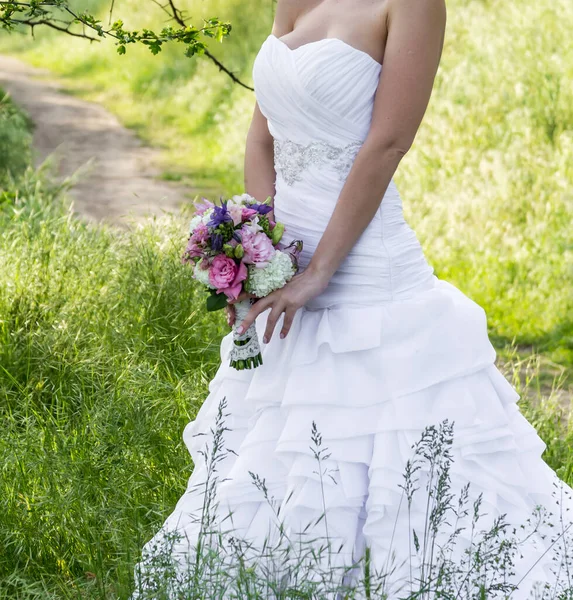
<box><xmin>208</xmin><ymin>255</ymin><xmax>247</xmax><ymax>300</ymax></box>
<box><xmin>241</xmin><ymin>228</ymin><xmax>275</xmax><ymax>267</ymax></box>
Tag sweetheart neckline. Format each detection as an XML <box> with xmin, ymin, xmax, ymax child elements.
<box><xmin>269</xmin><ymin>33</ymin><xmax>383</xmax><ymax>69</ymax></box>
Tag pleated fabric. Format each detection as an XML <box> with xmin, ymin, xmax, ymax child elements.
<box><xmin>132</xmin><ymin>33</ymin><xmax>573</xmax><ymax>598</ymax></box>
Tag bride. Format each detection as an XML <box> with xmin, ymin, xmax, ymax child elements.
<box><xmin>133</xmin><ymin>0</ymin><xmax>572</xmax><ymax>597</ymax></box>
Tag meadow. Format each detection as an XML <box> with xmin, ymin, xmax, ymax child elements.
<box><xmin>0</xmin><ymin>0</ymin><xmax>573</xmax><ymax>596</ymax></box>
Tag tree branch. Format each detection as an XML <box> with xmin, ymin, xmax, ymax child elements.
<box><xmin>164</xmin><ymin>0</ymin><xmax>254</xmax><ymax>91</ymax></box>
<box><xmin>203</xmin><ymin>48</ymin><xmax>254</xmax><ymax>91</ymax></box>
<box><xmin>108</xmin><ymin>0</ymin><xmax>115</xmax><ymax>26</ymax></box>
<box><xmin>10</xmin><ymin>18</ymin><xmax>99</xmax><ymax>41</ymax></box>
<box><xmin>0</xmin><ymin>1</ymin><xmax>254</xmax><ymax>91</ymax></box>
<box><xmin>167</xmin><ymin>0</ymin><xmax>186</xmax><ymax>28</ymax></box>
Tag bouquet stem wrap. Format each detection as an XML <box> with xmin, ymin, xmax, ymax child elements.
<box><xmin>229</xmin><ymin>299</ymin><xmax>263</xmax><ymax>370</ymax></box>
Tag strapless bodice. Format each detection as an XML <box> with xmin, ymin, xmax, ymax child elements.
<box><xmin>253</xmin><ymin>34</ymin><xmax>382</xmax><ymax>145</ymax></box>
<box><xmin>252</xmin><ymin>34</ymin><xmax>435</xmax><ymax>309</ymax></box>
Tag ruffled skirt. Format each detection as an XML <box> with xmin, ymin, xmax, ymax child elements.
<box><xmin>132</xmin><ymin>275</ymin><xmax>573</xmax><ymax>598</ymax></box>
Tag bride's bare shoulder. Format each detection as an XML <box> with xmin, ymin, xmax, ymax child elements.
<box><xmin>386</xmin><ymin>0</ymin><xmax>446</xmax><ymax>21</ymax></box>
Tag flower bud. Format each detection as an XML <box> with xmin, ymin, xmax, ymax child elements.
<box><xmin>271</xmin><ymin>221</ymin><xmax>285</xmax><ymax>245</ymax></box>
<box><xmin>223</xmin><ymin>244</ymin><xmax>235</xmax><ymax>258</ymax></box>
<box><xmin>234</xmin><ymin>244</ymin><xmax>245</xmax><ymax>259</ymax></box>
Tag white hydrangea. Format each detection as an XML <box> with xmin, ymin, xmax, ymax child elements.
<box><xmin>245</xmin><ymin>250</ymin><xmax>295</xmax><ymax>297</ymax></box>
<box><xmin>194</xmin><ymin>259</ymin><xmax>216</xmax><ymax>289</ymax></box>
<box><xmin>189</xmin><ymin>214</ymin><xmax>203</xmax><ymax>233</ymax></box>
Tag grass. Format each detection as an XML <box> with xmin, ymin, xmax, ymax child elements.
<box><xmin>0</xmin><ymin>86</ymin><xmax>33</xmax><ymax>185</ymax></box>
<box><xmin>0</xmin><ymin>169</ymin><xmax>229</xmax><ymax>598</ymax></box>
<box><xmin>0</xmin><ymin>0</ymin><xmax>572</xmax><ymax>595</ymax></box>
<box><xmin>0</xmin><ymin>167</ymin><xmax>571</xmax><ymax>600</ymax></box>
<box><xmin>131</xmin><ymin>413</ymin><xmax>573</xmax><ymax>598</ymax></box>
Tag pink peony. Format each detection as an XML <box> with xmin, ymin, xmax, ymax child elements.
<box><xmin>183</xmin><ymin>237</ymin><xmax>206</xmax><ymax>262</ymax></box>
<box><xmin>241</xmin><ymin>228</ymin><xmax>275</xmax><ymax>267</ymax></box>
<box><xmin>208</xmin><ymin>255</ymin><xmax>248</xmax><ymax>300</ymax></box>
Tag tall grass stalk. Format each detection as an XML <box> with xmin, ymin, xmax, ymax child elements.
<box><xmin>132</xmin><ymin>403</ymin><xmax>573</xmax><ymax>599</ymax></box>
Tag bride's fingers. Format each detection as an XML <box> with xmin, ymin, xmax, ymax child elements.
<box><xmin>263</xmin><ymin>304</ymin><xmax>285</xmax><ymax>344</ymax></box>
<box><xmin>279</xmin><ymin>307</ymin><xmax>296</xmax><ymax>339</ymax></box>
<box><xmin>226</xmin><ymin>304</ymin><xmax>236</xmax><ymax>327</ymax></box>
<box><xmin>236</xmin><ymin>296</ymin><xmax>272</xmax><ymax>334</ymax></box>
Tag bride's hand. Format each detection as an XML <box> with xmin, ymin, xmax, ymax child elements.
<box><xmin>235</xmin><ymin>269</ymin><xmax>329</xmax><ymax>343</ymax></box>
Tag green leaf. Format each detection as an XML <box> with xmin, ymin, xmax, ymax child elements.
<box><xmin>117</xmin><ymin>44</ymin><xmax>126</xmax><ymax>55</ymax></box>
<box><xmin>206</xmin><ymin>292</ymin><xmax>228</xmax><ymax>312</ymax></box>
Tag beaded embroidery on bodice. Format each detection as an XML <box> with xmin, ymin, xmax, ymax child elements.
<box><xmin>273</xmin><ymin>139</ymin><xmax>363</xmax><ymax>186</ymax></box>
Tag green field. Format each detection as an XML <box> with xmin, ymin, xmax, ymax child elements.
<box><xmin>1</xmin><ymin>149</ymin><xmax>572</xmax><ymax>600</ymax></box>
<box><xmin>1</xmin><ymin>0</ymin><xmax>573</xmax><ymax>596</ymax></box>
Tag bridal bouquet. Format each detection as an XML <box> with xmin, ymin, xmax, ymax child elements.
<box><xmin>182</xmin><ymin>194</ymin><xmax>303</xmax><ymax>370</ymax></box>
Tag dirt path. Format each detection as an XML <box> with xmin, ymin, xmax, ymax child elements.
<box><xmin>0</xmin><ymin>54</ymin><xmax>190</xmax><ymax>227</ymax></box>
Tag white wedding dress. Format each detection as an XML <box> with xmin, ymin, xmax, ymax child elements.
<box><xmin>132</xmin><ymin>34</ymin><xmax>572</xmax><ymax>598</ymax></box>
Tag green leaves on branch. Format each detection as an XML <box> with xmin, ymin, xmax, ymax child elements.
<box><xmin>111</xmin><ymin>19</ymin><xmax>232</xmax><ymax>58</ymax></box>
<box><xmin>0</xmin><ymin>2</ymin><xmax>232</xmax><ymax>59</ymax></box>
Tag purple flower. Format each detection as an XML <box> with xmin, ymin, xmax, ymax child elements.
<box><xmin>211</xmin><ymin>232</ymin><xmax>224</xmax><ymax>251</ymax></box>
<box><xmin>252</xmin><ymin>203</ymin><xmax>273</xmax><ymax>215</ymax></box>
<box><xmin>207</xmin><ymin>201</ymin><xmax>233</xmax><ymax>228</ymax></box>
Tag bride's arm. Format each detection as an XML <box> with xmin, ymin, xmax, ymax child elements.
<box><xmin>307</xmin><ymin>0</ymin><xmax>446</xmax><ymax>283</ymax></box>
<box><xmin>237</xmin><ymin>0</ymin><xmax>447</xmax><ymax>341</ymax></box>
<box><xmin>244</xmin><ymin>0</ymin><xmax>299</xmax><ymax>205</ymax></box>
<box><xmin>244</xmin><ymin>102</ymin><xmax>276</xmax><ymax>206</ymax></box>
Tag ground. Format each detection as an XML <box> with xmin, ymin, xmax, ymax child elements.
<box><xmin>0</xmin><ymin>54</ymin><xmax>192</xmax><ymax>226</ymax></box>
